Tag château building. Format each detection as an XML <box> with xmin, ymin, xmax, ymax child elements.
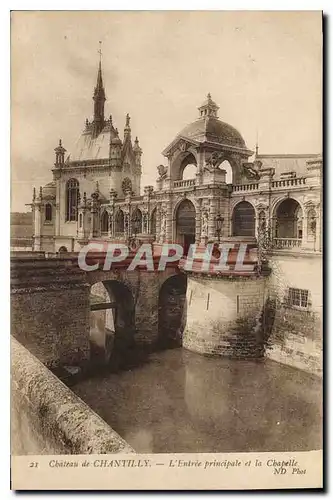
<box><xmin>27</xmin><ymin>56</ymin><xmax>322</xmax><ymax>374</ymax></box>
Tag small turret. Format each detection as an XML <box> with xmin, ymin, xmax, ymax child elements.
<box><xmin>54</xmin><ymin>139</ymin><xmax>66</xmax><ymax>167</ymax></box>
<box><xmin>133</xmin><ymin>136</ymin><xmax>143</xmax><ymax>165</ymax></box>
<box><xmin>198</xmin><ymin>93</ymin><xmax>219</xmax><ymax>118</ymax></box>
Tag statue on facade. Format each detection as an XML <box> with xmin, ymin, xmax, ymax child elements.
<box><xmin>157</xmin><ymin>165</ymin><xmax>168</xmax><ymax>179</ymax></box>
<box><xmin>204</xmin><ymin>151</ymin><xmax>224</xmax><ymax>171</ymax></box>
<box><xmin>201</xmin><ymin>210</ymin><xmax>209</xmax><ymax>237</ymax></box>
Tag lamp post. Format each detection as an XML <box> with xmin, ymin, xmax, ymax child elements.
<box><xmin>215</xmin><ymin>214</ymin><xmax>224</xmax><ymax>243</ymax></box>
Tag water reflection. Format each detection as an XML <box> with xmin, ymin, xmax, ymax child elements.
<box><xmin>72</xmin><ymin>349</ymin><xmax>322</xmax><ymax>453</ymax></box>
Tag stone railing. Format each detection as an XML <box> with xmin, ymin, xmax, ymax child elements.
<box><xmin>273</xmin><ymin>238</ymin><xmax>302</xmax><ymax>249</ymax></box>
<box><xmin>272</xmin><ymin>178</ymin><xmax>306</xmax><ymax>188</ymax></box>
<box><xmin>173</xmin><ymin>179</ymin><xmax>196</xmax><ymax>188</ymax></box>
<box><xmin>232</xmin><ymin>183</ymin><xmax>259</xmax><ymax>192</ymax></box>
<box><xmin>11</xmin><ymin>337</ymin><xmax>134</xmax><ymax>455</ymax></box>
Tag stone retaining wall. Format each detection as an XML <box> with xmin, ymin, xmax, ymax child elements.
<box><xmin>183</xmin><ymin>275</ymin><xmax>267</xmax><ymax>358</ymax></box>
<box><xmin>11</xmin><ymin>337</ymin><xmax>134</xmax><ymax>455</ymax></box>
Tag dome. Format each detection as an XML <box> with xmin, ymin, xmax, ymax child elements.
<box><xmin>179</xmin><ymin>116</ymin><xmax>246</xmax><ymax>149</ymax></box>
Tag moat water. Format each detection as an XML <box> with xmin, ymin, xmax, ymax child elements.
<box><xmin>72</xmin><ymin>349</ymin><xmax>322</xmax><ymax>453</ymax></box>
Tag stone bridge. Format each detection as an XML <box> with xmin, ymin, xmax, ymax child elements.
<box><xmin>11</xmin><ymin>252</ymin><xmax>185</xmax><ymax>371</ymax></box>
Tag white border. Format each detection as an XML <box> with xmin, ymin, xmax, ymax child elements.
<box><xmin>3</xmin><ymin>3</ymin><xmax>330</xmax><ymax>498</ymax></box>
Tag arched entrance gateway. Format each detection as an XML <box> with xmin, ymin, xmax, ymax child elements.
<box><xmin>175</xmin><ymin>199</ymin><xmax>196</xmax><ymax>255</ymax></box>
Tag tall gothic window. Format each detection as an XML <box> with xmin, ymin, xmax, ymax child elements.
<box><xmin>115</xmin><ymin>209</ymin><xmax>124</xmax><ymax>235</ymax></box>
<box><xmin>66</xmin><ymin>178</ymin><xmax>79</xmax><ymax>222</ymax></box>
<box><xmin>45</xmin><ymin>203</ymin><xmax>52</xmax><ymax>222</ymax></box>
<box><xmin>101</xmin><ymin>211</ymin><xmax>109</xmax><ymax>233</ymax></box>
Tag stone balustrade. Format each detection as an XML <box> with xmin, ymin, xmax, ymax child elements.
<box><xmin>272</xmin><ymin>177</ymin><xmax>306</xmax><ymax>188</ymax></box>
<box><xmin>273</xmin><ymin>238</ymin><xmax>302</xmax><ymax>249</ymax></box>
<box><xmin>173</xmin><ymin>179</ymin><xmax>196</xmax><ymax>188</ymax></box>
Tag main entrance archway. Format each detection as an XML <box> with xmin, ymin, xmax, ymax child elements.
<box><xmin>175</xmin><ymin>199</ymin><xmax>196</xmax><ymax>255</ymax></box>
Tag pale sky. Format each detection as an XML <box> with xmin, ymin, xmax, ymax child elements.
<box><xmin>11</xmin><ymin>11</ymin><xmax>322</xmax><ymax>212</ymax></box>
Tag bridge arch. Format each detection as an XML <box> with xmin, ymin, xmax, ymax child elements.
<box><xmin>89</xmin><ymin>279</ymin><xmax>136</xmax><ymax>371</ymax></box>
<box><xmin>158</xmin><ymin>273</ymin><xmax>187</xmax><ymax>349</ymax></box>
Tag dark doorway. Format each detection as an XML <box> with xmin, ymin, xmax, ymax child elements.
<box><xmin>176</xmin><ymin>199</ymin><xmax>196</xmax><ymax>255</ymax></box>
<box><xmin>158</xmin><ymin>274</ymin><xmax>188</xmax><ymax>349</ymax></box>
<box><xmin>232</xmin><ymin>201</ymin><xmax>255</xmax><ymax>237</ymax></box>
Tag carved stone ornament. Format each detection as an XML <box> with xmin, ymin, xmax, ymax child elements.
<box><xmin>179</xmin><ymin>140</ymin><xmax>187</xmax><ymax>152</ymax></box>
<box><xmin>122</xmin><ymin>177</ymin><xmax>132</xmax><ymax>195</ymax></box>
<box><xmin>157</xmin><ymin>165</ymin><xmax>168</xmax><ymax>179</ymax></box>
<box><xmin>205</xmin><ymin>151</ymin><xmax>224</xmax><ymax>171</ymax></box>
<box><xmin>241</xmin><ymin>162</ymin><xmax>260</xmax><ymax>181</ymax></box>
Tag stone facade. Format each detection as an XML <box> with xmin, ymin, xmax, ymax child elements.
<box><xmin>20</xmin><ymin>56</ymin><xmax>322</xmax><ymax>373</ymax></box>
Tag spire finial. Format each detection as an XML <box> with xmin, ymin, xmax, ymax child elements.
<box><xmin>98</xmin><ymin>41</ymin><xmax>102</xmax><ymax>63</ymax></box>
<box><xmin>255</xmin><ymin>129</ymin><xmax>259</xmax><ymax>156</ymax></box>
<box><xmin>125</xmin><ymin>113</ymin><xmax>131</xmax><ymax>128</ymax></box>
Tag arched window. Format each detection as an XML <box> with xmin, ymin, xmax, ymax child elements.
<box><xmin>131</xmin><ymin>208</ymin><xmax>142</xmax><ymax>235</ymax></box>
<box><xmin>101</xmin><ymin>211</ymin><xmax>109</xmax><ymax>233</ymax></box>
<box><xmin>115</xmin><ymin>209</ymin><xmax>124</xmax><ymax>235</ymax></box>
<box><xmin>45</xmin><ymin>203</ymin><xmax>52</xmax><ymax>221</ymax></box>
<box><xmin>58</xmin><ymin>246</ymin><xmax>68</xmax><ymax>253</ymax></box>
<box><xmin>232</xmin><ymin>201</ymin><xmax>255</xmax><ymax>236</ymax></box>
<box><xmin>79</xmin><ymin>213</ymin><xmax>83</xmax><ymax>228</ymax></box>
<box><xmin>182</xmin><ymin>164</ymin><xmax>197</xmax><ymax>180</ymax></box>
<box><xmin>275</xmin><ymin>198</ymin><xmax>302</xmax><ymax>239</ymax></box>
<box><xmin>150</xmin><ymin>208</ymin><xmax>157</xmax><ymax>237</ymax></box>
<box><xmin>66</xmin><ymin>178</ymin><xmax>79</xmax><ymax>222</ymax></box>
<box><xmin>219</xmin><ymin>160</ymin><xmax>233</xmax><ymax>184</ymax></box>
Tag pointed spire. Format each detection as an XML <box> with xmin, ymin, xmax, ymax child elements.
<box><xmin>133</xmin><ymin>136</ymin><xmax>142</xmax><ymax>153</ymax></box>
<box><xmin>124</xmin><ymin>113</ymin><xmax>131</xmax><ymax>139</ymax></box>
<box><xmin>92</xmin><ymin>41</ymin><xmax>106</xmax><ymax>136</ymax></box>
<box><xmin>32</xmin><ymin>187</ymin><xmax>36</xmax><ymax>202</ymax></box>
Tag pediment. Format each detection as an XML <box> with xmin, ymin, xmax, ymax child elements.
<box><xmin>162</xmin><ymin>135</ymin><xmax>200</xmax><ymax>158</ymax></box>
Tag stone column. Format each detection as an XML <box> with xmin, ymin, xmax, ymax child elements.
<box><xmin>89</xmin><ymin>194</ymin><xmax>100</xmax><ymax>239</ymax></box>
<box><xmin>33</xmin><ymin>202</ymin><xmax>42</xmax><ymax>251</ymax></box>
<box><xmin>165</xmin><ymin>197</ymin><xmax>173</xmax><ymax>242</ymax></box>
<box><xmin>54</xmin><ymin>174</ymin><xmax>61</xmax><ymax>237</ymax></box>
<box><xmin>301</xmin><ymin>215</ymin><xmax>307</xmax><ymax>249</ymax></box>
<box><xmin>208</xmin><ymin>197</ymin><xmax>218</xmax><ymax>241</ymax></box>
<box><xmin>156</xmin><ymin>202</ymin><xmax>162</xmax><ymax>241</ymax></box>
<box><xmin>195</xmin><ymin>198</ymin><xmax>202</xmax><ymax>243</ymax></box>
